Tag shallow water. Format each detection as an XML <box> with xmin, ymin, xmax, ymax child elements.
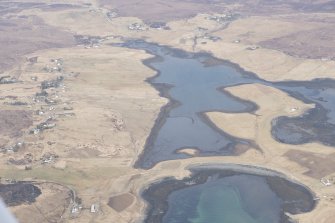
<box><xmin>165</xmin><ymin>176</ymin><xmax>279</xmax><ymax>223</ymax></box>
<box><xmin>143</xmin><ymin>168</ymin><xmax>315</xmax><ymax>223</ymax></box>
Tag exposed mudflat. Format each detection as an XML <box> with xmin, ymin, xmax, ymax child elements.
<box><xmin>108</xmin><ymin>193</ymin><xmax>134</xmax><ymax>212</ymax></box>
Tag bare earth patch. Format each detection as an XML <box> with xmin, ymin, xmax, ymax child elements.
<box><xmin>0</xmin><ymin>15</ymin><xmax>75</xmax><ymax>73</ymax></box>
<box><xmin>99</xmin><ymin>0</ymin><xmax>226</xmax><ymax>22</ymax></box>
<box><xmin>0</xmin><ymin>110</ymin><xmax>33</xmax><ymax>137</ymax></box>
<box><xmin>108</xmin><ymin>193</ymin><xmax>134</xmax><ymax>212</ymax></box>
<box><xmin>260</xmin><ymin>27</ymin><xmax>335</xmax><ymax>59</ymax></box>
<box><xmin>285</xmin><ymin>150</ymin><xmax>335</xmax><ymax>179</ymax></box>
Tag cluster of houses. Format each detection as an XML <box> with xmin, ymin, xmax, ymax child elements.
<box><xmin>106</xmin><ymin>10</ymin><xmax>118</xmax><ymax>20</ymax></box>
<box><xmin>43</xmin><ymin>58</ymin><xmax>63</xmax><ymax>73</ymax></box>
<box><xmin>0</xmin><ymin>75</ymin><xmax>17</xmax><ymax>84</ymax></box>
<box><xmin>128</xmin><ymin>21</ymin><xmax>172</xmax><ymax>31</ymax></box>
<box><xmin>321</xmin><ymin>177</ymin><xmax>334</xmax><ymax>186</ymax></box>
<box><xmin>41</xmin><ymin>76</ymin><xmax>64</xmax><ymax>90</ymax></box>
<box><xmin>128</xmin><ymin>22</ymin><xmax>147</xmax><ymax>31</ymax></box>
<box><xmin>0</xmin><ymin>142</ymin><xmax>24</xmax><ymax>153</ymax></box>
<box><xmin>30</xmin><ymin>117</ymin><xmax>56</xmax><ymax>135</ymax></box>
<box><xmin>71</xmin><ymin>203</ymin><xmax>99</xmax><ymax>216</ymax></box>
<box><xmin>149</xmin><ymin>22</ymin><xmax>170</xmax><ymax>30</ymax></box>
<box><xmin>206</xmin><ymin>13</ymin><xmax>240</xmax><ymax>23</ymax></box>
<box><xmin>41</xmin><ymin>152</ymin><xmax>58</xmax><ymax>164</ymax></box>
<box><xmin>74</xmin><ymin>35</ymin><xmax>106</xmax><ymax>48</ymax></box>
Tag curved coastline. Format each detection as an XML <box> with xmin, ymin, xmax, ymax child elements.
<box><xmin>140</xmin><ymin>164</ymin><xmax>317</xmax><ymax>223</ymax></box>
